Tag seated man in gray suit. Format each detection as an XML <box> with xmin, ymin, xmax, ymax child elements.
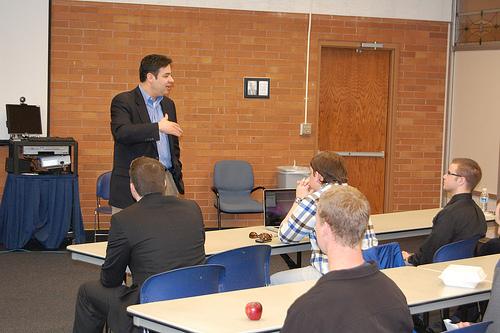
<box><xmin>73</xmin><ymin>157</ymin><xmax>206</xmax><ymax>333</ymax></box>
<box><xmin>455</xmin><ymin>259</ymin><xmax>500</xmax><ymax>333</ymax></box>
<box><xmin>479</xmin><ymin>259</ymin><xmax>500</xmax><ymax>333</ymax></box>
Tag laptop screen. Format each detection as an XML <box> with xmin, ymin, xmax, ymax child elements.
<box><xmin>263</xmin><ymin>188</ymin><xmax>296</xmax><ymax>227</ymax></box>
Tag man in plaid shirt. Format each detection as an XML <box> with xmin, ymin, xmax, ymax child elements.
<box><xmin>271</xmin><ymin>152</ymin><xmax>378</xmax><ymax>284</ymax></box>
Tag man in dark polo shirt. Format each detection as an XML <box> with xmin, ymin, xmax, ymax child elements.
<box><xmin>402</xmin><ymin>158</ymin><xmax>487</xmax><ymax>265</ymax></box>
<box><xmin>281</xmin><ymin>186</ymin><xmax>413</xmax><ymax>333</ymax></box>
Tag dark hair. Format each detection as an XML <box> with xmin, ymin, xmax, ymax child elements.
<box><xmin>139</xmin><ymin>54</ymin><xmax>172</xmax><ymax>82</ymax></box>
<box><xmin>452</xmin><ymin>158</ymin><xmax>482</xmax><ymax>190</ymax></box>
<box><xmin>310</xmin><ymin>151</ymin><xmax>348</xmax><ymax>184</ymax></box>
<box><xmin>129</xmin><ymin>156</ymin><xmax>166</xmax><ymax>196</ymax></box>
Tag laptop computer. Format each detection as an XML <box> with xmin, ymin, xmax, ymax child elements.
<box><xmin>263</xmin><ymin>188</ymin><xmax>296</xmax><ymax>232</ymax></box>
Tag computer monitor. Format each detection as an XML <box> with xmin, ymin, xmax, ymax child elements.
<box><xmin>6</xmin><ymin>104</ymin><xmax>42</xmax><ymax>135</ymax></box>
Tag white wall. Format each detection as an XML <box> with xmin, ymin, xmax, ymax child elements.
<box><xmin>0</xmin><ymin>0</ymin><xmax>49</xmax><ymax>141</ymax></box>
<box><xmin>81</xmin><ymin>0</ymin><xmax>453</xmax><ymax>22</ymax></box>
<box><xmin>450</xmin><ymin>50</ymin><xmax>500</xmax><ymax>197</ymax></box>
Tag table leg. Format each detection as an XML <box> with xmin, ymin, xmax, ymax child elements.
<box><xmin>279</xmin><ymin>252</ymin><xmax>302</xmax><ymax>269</ymax></box>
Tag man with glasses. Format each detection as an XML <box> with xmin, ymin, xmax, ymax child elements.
<box><xmin>402</xmin><ymin>158</ymin><xmax>487</xmax><ymax>265</ymax></box>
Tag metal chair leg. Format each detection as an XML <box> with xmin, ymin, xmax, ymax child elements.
<box><xmin>94</xmin><ymin>211</ymin><xmax>98</xmax><ymax>242</ymax></box>
<box><xmin>94</xmin><ymin>210</ymin><xmax>101</xmax><ymax>242</ymax></box>
<box><xmin>216</xmin><ymin>196</ymin><xmax>222</xmax><ymax>230</ymax></box>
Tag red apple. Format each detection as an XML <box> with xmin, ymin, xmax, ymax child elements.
<box><xmin>245</xmin><ymin>301</ymin><xmax>263</xmax><ymax>320</ymax></box>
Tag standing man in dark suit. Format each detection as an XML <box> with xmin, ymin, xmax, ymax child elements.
<box><xmin>73</xmin><ymin>157</ymin><xmax>205</xmax><ymax>333</ymax></box>
<box><xmin>110</xmin><ymin>54</ymin><xmax>184</xmax><ymax>212</ymax></box>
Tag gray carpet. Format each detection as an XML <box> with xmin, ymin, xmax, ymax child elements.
<box><xmin>0</xmin><ymin>249</ymin><xmax>292</xmax><ymax>333</ymax></box>
<box><xmin>0</xmin><ymin>251</ymin><xmax>100</xmax><ymax>333</ymax></box>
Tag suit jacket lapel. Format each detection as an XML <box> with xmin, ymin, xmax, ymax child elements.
<box><xmin>160</xmin><ymin>99</ymin><xmax>176</xmax><ymax>153</ymax></box>
<box><xmin>160</xmin><ymin>98</ymin><xmax>173</xmax><ymax>119</ymax></box>
<box><xmin>133</xmin><ymin>86</ymin><xmax>151</xmax><ymax>124</ymax></box>
<box><xmin>133</xmin><ymin>86</ymin><xmax>158</xmax><ymax>155</ymax></box>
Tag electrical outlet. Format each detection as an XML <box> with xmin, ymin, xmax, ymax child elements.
<box><xmin>299</xmin><ymin>123</ymin><xmax>312</xmax><ymax>136</ymax></box>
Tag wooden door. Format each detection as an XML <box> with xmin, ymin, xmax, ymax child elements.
<box><xmin>318</xmin><ymin>47</ymin><xmax>391</xmax><ymax>214</ymax></box>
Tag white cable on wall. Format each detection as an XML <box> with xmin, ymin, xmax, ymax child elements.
<box><xmin>303</xmin><ymin>6</ymin><xmax>312</xmax><ymax>123</ymax></box>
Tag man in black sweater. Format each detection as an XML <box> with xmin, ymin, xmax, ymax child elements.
<box><xmin>281</xmin><ymin>186</ymin><xmax>413</xmax><ymax>333</ymax></box>
<box><xmin>403</xmin><ymin>158</ymin><xmax>487</xmax><ymax>265</ymax></box>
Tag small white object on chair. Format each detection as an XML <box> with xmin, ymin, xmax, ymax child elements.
<box><xmin>443</xmin><ymin>319</ymin><xmax>459</xmax><ymax>331</ymax></box>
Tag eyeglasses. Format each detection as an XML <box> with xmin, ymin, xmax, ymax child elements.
<box><xmin>446</xmin><ymin>171</ymin><xmax>463</xmax><ymax>177</ymax></box>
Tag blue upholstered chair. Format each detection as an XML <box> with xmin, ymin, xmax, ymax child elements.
<box><xmin>94</xmin><ymin>171</ymin><xmax>112</xmax><ymax>242</ymax></box>
<box><xmin>433</xmin><ymin>235</ymin><xmax>481</xmax><ymax>263</ymax></box>
<box><xmin>362</xmin><ymin>242</ymin><xmax>405</xmax><ymax>269</ymax></box>
<box><xmin>211</xmin><ymin>160</ymin><xmax>265</xmax><ymax>229</ymax></box>
<box><xmin>140</xmin><ymin>264</ymin><xmax>225</xmax><ymax>304</ymax></box>
<box><xmin>206</xmin><ymin>245</ymin><xmax>271</xmax><ymax>292</ymax></box>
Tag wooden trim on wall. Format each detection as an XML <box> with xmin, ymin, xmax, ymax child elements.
<box><xmin>384</xmin><ymin>43</ymin><xmax>399</xmax><ymax>213</ymax></box>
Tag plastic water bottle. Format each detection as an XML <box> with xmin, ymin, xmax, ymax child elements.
<box><xmin>479</xmin><ymin>187</ymin><xmax>488</xmax><ymax>212</ymax></box>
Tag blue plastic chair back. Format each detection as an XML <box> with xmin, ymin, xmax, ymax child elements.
<box><xmin>362</xmin><ymin>242</ymin><xmax>405</xmax><ymax>269</ymax></box>
<box><xmin>96</xmin><ymin>171</ymin><xmax>112</xmax><ymax>201</ymax></box>
<box><xmin>452</xmin><ymin>321</ymin><xmax>493</xmax><ymax>332</ymax></box>
<box><xmin>432</xmin><ymin>235</ymin><xmax>481</xmax><ymax>263</ymax></box>
<box><xmin>206</xmin><ymin>245</ymin><xmax>271</xmax><ymax>292</ymax></box>
<box><xmin>140</xmin><ymin>264</ymin><xmax>225</xmax><ymax>304</ymax></box>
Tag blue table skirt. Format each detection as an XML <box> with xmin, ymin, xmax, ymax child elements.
<box><xmin>0</xmin><ymin>174</ymin><xmax>85</xmax><ymax>249</ymax></box>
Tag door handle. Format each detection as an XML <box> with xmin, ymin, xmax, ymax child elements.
<box><xmin>335</xmin><ymin>151</ymin><xmax>385</xmax><ymax>158</ymax></box>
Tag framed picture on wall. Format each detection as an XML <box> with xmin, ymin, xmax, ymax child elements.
<box><xmin>244</xmin><ymin>78</ymin><xmax>270</xmax><ymax>99</ymax></box>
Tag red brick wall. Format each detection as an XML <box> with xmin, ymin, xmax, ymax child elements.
<box><xmin>42</xmin><ymin>0</ymin><xmax>448</xmax><ymax>228</ymax></box>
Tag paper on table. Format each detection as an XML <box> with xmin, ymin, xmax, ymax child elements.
<box><xmin>439</xmin><ymin>264</ymin><xmax>486</xmax><ymax>289</ymax></box>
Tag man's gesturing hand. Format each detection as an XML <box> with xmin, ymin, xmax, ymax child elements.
<box><xmin>158</xmin><ymin>114</ymin><xmax>183</xmax><ymax>137</ymax></box>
